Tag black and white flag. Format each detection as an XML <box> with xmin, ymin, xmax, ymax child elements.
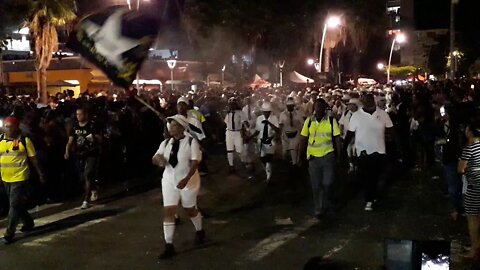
<box><xmin>68</xmin><ymin>7</ymin><xmax>160</xmax><ymax>89</ymax></box>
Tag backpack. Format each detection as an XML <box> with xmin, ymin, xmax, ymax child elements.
<box><xmin>307</xmin><ymin>116</ymin><xmax>335</xmax><ymax>140</ymax></box>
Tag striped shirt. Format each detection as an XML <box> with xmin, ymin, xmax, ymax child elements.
<box><xmin>0</xmin><ymin>137</ymin><xmax>36</xmax><ymax>183</ymax></box>
<box><xmin>460</xmin><ymin>142</ymin><xmax>480</xmax><ymax>185</ymax></box>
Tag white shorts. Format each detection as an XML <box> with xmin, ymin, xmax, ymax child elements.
<box><xmin>162</xmin><ymin>179</ymin><xmax>200</xmax><ymax>208</ymax></box>
<box><xmin>282</xmin><ymin>135</ymin><xmax>300</xmax><ymax>152</ymax></box>
<box><xmin>258</xmin><ymin>141</ymin><xmax>276</xmax><ymax>157</ymax></box>
<box><xmin>226</xmin><ymin>130</ymin><xmax>243</xmax><ymax>154</ymax></box>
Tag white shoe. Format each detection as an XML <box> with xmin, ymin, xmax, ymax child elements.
<box><xmin>90</xmin><ymin>191</ymin><xmax>98</xmax><ymax>202</ymax></box>
<box><xmin>80</xmin><ymin>201</ymin><xmax>91</xmax><ymax>210</ymax></box>
<box><xmin>364</xmin><ymin>202</ymin><xmax>373</xmax><ymax>211</ymax></box>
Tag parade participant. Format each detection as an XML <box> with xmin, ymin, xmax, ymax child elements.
<box><xmin>188</xmin><ymin>98</ymin><xmax>206</xmax><ymax>124</ymax></box>
<box><xmin>242</xmin><ymin>97</ymin><xmax>257</xmax><ymax>175</ymax></box>
<box><xmin>250</xmin><ymin>102</ymin><xmax>279</xmax><ymax>182</ymax></box>
<box><xmin>339</xmin><ymin>98</ymin><xmax>361</xmax><ymax>173</ymax></box>
<box><xmin>299</xmin><ymin>99</ymin><xmax>341</xmax><ymax>219</ymax></box>
<box><xmin>1</xmin><ymin>116</ymin><xmax>45</xmax><ymax>244</ymax></box>
<box><xmin>279</xmin><ymin>98</ymin><xmax>304</xmax><ymax>167</ymax></box>
<box><xmin>458</xmin><ymin>121</ymin><xmax>480</xmax><ymax>259</ymax></box>
<box><xmin>225</xmin><ymin>97</ymin><xmax>248</xmax><ymax>173</ymax></box>
<box><xmin>344</xmin><ymin>94</ymin><xmax>393</xmax><ymax>211</ymax></box>
<box><xmin>152</xmin><ymin>114</ymin><xmax>204</xmax><ymax>259</ymax></box>
<box><xmin>65</xmin><ymin>107</ymin><xmax>102</xmax><ymax>210</ymax></box>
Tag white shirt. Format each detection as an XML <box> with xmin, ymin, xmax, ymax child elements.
<box><xmin>224</xmin><ymin>110</ymin><xmax>247</xmax><ymax>131</ymax></box>
<box><xmin>279</xmin><ymin>110</ymin><xmax>303</xmax><ymax>133</ymax></box>
<box><xmin>338</xmin><ymin>110</ymin><xmax>354</xmax><ymax>139</ymax></box>
<box><xmin>348</xmin><ymin>108</ymin><xmax>393</xmax><ymax>155</ymax></box>
<box><xmin>155</xmin><ymin>135</ymin><xmax>202</xmax><ymax>188</ymax></box>
<box><xmin>256</xmin><ymin>114</ymin><xmax>279</xmax><ymax>140</ymax></box>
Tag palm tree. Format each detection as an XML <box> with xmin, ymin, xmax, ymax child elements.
<box><xmin>24</xmin><ymin>0</ymin><xmax>76</xmax><ymax>103</ymax></box>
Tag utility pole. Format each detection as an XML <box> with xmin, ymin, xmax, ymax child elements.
<box><xmin>449</xmin><ymin>0</ymin><xmax>458</xmax><ymax>79</ymax></box>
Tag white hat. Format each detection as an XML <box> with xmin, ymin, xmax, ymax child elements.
<box><xmin>177</xmin><ymin>96</ymin><xmax>189</xmax><ymax>104</ymax></box>
<box><xmin>261</xmin><ymin>102</ymin><xmax>272</xmax><ymax>111</ymax></box>
<box><xmin>347</xmin><ymin>98</ymin><xmax>362</xmax><ymax>107</ymax></box>
<box><xmin>342</xmin><ymin>94</ymin><xmax>351</xmax><ymax>100</ymax></box>
<box><xmin>167</xmin><ymin>114</ymin><xmax>189</xmax><ymax>130</ymax></box>
<box><xmin>286</xmin><ymin>98</ymin><xmax>295</xmax><ymax>106</ymax></box>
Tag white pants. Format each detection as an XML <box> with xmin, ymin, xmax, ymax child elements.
<box><xmin>282</xmin><ymin>134</ymin><xmax>300</xmax><ymax>164</ymax></box>
<box><xmin>258</xmin><ymin>141</ymin><xmax>276</xmax><ymax>157</ymax></box>
<box><xmin>162</xmin><ymin>179</ymin><xmax>200</xmax><ymax>208</ymax></box>
<box><xmin>226</xmin><ymin>131</ymin><xmax>243</xmax><ymax>154</ymax></box>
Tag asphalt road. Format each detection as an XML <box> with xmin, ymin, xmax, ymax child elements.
<box><xmin>0</xmin><ymin>153</ymin><xmax>473</xmax><ymax>270</ymax></box>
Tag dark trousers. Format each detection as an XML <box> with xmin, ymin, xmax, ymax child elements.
<box><xmin>358</xmin><ymin>152</ymin><xmax>386</xmax><ymax>203</ymax></box>
<box><xmin>444</xmin><ymin>162</ymin><xmax>464</xmax><ymax>213</ymax></box>
<box><xmin>4</xmin><ymin>182</ymin><xmax>33</xmax><ymax>236</ymax></box>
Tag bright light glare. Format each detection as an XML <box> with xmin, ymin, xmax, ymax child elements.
<box><xmin>307</xmin><ymin>59</ymin><xmax>315</xmax><ymax>65</ymax></box>
<box><xmin>326</xmin><ymin>16</ymin><xmax>341</xmax><ymax>28</ymax></box>
<box><xmin>377</xmin><ymin>63</ymin><xmax>385</xmax><ymax>70</ymax></box>
<box><xmin>395</xmin><ymin>33</ymin><xmax>406</xmax><ymax>43</ymax></box>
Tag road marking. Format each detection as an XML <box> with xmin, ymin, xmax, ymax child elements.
<box><xmin>21</xmin><ymin>207</ymin><xmax>136</xmax><ymax>247</ymax></box>
<box><xmin>244</xmin><ymin>217</ymin><xmax>318</xmax><ymax>262</ymax></box>
<box><xmin>322</xmin><ymin>225</ymin><xmax>370</xmax><ymax>259</ymax></box>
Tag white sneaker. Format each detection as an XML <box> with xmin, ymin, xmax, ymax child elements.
<box><xmin>364</xmin><ymin>202</ymin><xmax>373</xmax><ymax>211</ymax></box>
<box><xmin>90</xmin><ymin>191</ymin><xmax>99</xmax><ymax>202</ymax></box>
<box><xmin>80</xmin><ymin>201</ymin><xmax>91</xmax><ymax>210</ymax></box>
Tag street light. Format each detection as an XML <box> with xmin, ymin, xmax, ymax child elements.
<box><xmin>387</xmin><ymin>32</ymin><xmax>406</xmax><ymax>83</ymax></box>
<box><xmin>377</xmin><ymin>63</ymin><xmax>385</xmax><ymax>70</ymax></box>
<box><xmin>221</xmin><ymin>65</ymin><xmax>226</xmax><ymax>86</ymax></box>
<box><xmin>167</xmin><ymin>59</ymin><xmax>177</xmax><ymax>91</ymax></box>
<box><xmin>318</xmin><ymin>15</ymin><xmax>341</xmax><ymax>73</ymax></box>
<box><xmin>307</xmin><ymin>58</ymin><xmax>315</xmax><ymax>66</ymax></box>
<box><xmin>278</xmin><ymin>60</ymin><xmax>285</xmax><ymax>87</ymax></box>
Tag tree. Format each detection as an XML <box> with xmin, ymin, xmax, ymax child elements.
<box><xmin>4</xmin><ymin>0</ymin><xmax>76</xmax><ymax>104</ymax></box>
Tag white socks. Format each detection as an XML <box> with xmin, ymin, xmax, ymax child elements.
<box><xmin>190</xmin><ymin>213</ymin><xmax>203</xmax><ymax>231</ymax></box>
<box><xmin>227</xmin><ymin>152</ymin><xmax>234</xmax><ymax>167</ymax></box>
<box><xmin>266</xmin><ymin>162</ymin><xmax>272</xmax><ymax>180</ymax></box>
<box><xmin>163</xmin><ymin>222</ymin><xmax>175</xmax><ymax>244</ymax></box>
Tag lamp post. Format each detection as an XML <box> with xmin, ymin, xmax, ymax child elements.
<box><xmin>387</xmin><ymin>32</ymin><xmax>406</xmax><ymax>83</ymax></box>
<box><xmin>318</xmin><ymin>16</ymin><xmax>341</xmax><ymax>73</ymax></box>
<box><xmin>278</xmin><ymin>60</ymin><xmax>285</xmax><ymax>87</ymax></box>
<box><xmin>221</xmin><ymin>65</ymin><xmax>226</xmax><ymax>86</ymax></box>
<box><xmin>167</xmin><ymin>59</ymin><xmax>177</xmax><ymax>91</ymax></box>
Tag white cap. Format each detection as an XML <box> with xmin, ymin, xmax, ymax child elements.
<box><xmin>177</xmin><ymin>96</ymin><xmax>189</xmax><ymax>104</ymax></box>
<box><xmin>167</xmin><ymin>114</ymin><xmax>189</xmax><ymax>130</ymax></box>
<box><xmin>261</xmin><ymin>102</ymin><xmax>272</xmax><ymax>111</ymax></box>
<box><xmin>347</xmin><ymin>98</ymin><xmax>362</xmax><ymax>107</ymax></box>
<box><xmin>342</xmin><ymin>94</ymin><xmax>351</xmax><ymax>100</ymax></box>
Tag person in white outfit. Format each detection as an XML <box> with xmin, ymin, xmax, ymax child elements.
<box><xmin>152</xmin><ymin>114</ymin><xmax>205</xmax><ymax>259</ymax></box>
<box><xmin>242</xmin><ymin>97</ymin><xmax>257</xmax><ymax>172</ymax></box>
<box><xmin>250</xmin><ymin>102</ymin><xmax>279</xmax><ymax>182</ymax></box>
<box><xmin>224</xmin><ymin>97</ymin><xmax>248</xmax><ymax>173</ymax></box>
<box><xmin>279</xmin><ymin>98</ymin><xmax>304</xmax><ymax>167</ymax></box>
<box><xmin>338</xmin><ymin>98</ymin><xmax>362</xmax><ymax>173</ymax></box>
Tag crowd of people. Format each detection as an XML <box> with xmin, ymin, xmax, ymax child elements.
<box><xmin>1</xmin><ymin>78</ymin><xmax>480</xmax><ymax>259</ymax></box>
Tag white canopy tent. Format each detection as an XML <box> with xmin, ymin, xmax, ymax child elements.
<box><xmin>289</xmin><ymin>71</ymin><xmax>314</xmax><ymax>84</ymax></box>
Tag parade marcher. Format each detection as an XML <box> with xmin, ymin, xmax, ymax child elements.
<box><xmin>1</xmin><ymin>116</ymin><xmax>45</xmax><ymax>244</ymax></box>
<box><xmin>299</xmin><ymin>99</ymin><xmax>341</xmax><ymax>219</ymax></box>
<box><xmin>250</xmin><ymin>102</ymin><xmax>279</xmax><ymax>182</ymax></box>
<box><xmin>458</xmin><ymin>121</ymin><xmax>480</xmax><ymax>259</ymax></box>
<box><xmin>152</xmin><ymin>114</ymin><xmax>205</xmax><ymax>259</ymax></box>
<box><xmin>65</xmin><ymin>107</ymin><xmax>102</xmax><ymax>210</ymax></box>
<box><xmin>279</xmin><ymin>98</ymin><xmax>304</xmax><ymax>167</ymax></box>
<box><xmin>242</xmin><ymin>97</ymin><xmax>257</xmax><ymax>172</ymax></box>
<box><xmin>339</xmin><ymin>98</ymin><xmax>361</xmax><ymax>173</ymax></box>
<box><xmin>344</xmin><ymin>94</ymin><xmax>393</xmax><ymax>211</ymax></box>
<box><xmin>224</xmin><ymin>98</ymin><xmax>248</xmax><ymax>173</ymax></box>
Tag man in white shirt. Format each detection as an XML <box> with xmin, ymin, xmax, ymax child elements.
<box><xmin>249</xmin><ymin>102</ymin><xmax>279</xmax><ymax>182</ymax></box>
<box><xmin>152</xmin><ymin>114</ymin><xmax>204</xmax><ymax>259</ymax></box>
<box><xmin>224</xmin><ymin>98</ymin><xmax>248</xmax><ymax>173</ymax></box>
<box><xmin>344</xmin><ymin>94</ymin><xmax>393</xmax><ymax>211</ymax></box>
<box><xmin>338</xmin><ymin>98</ymin><xmax>361</xmax><ymax>173</ymax></box>
<box><xmin>279</xmin><ymin>98</ymin><xmax>304</xmax><ymax>167</ymax></box>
